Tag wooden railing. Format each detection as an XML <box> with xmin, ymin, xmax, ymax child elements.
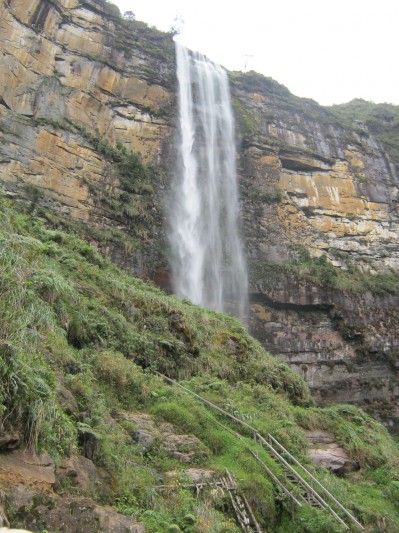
<box><xmin>156</xmin><ymin>372</ymin><xmax>365</xmax><ymax>531</ymax></box>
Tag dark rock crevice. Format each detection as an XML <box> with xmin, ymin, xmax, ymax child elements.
<box><xmin>250</xmin><ymin>292</ymin><xmax>332</xmax><ymax>312</ymax></box>
<box><xmin>30</xmin><ymin>0</ymin><xmax>58</xmax><ymax>30</ymax></box>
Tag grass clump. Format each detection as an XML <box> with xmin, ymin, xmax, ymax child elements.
<box><xmin>248</xmin><ymin>188</ymin><xmax>285</xmax><ymax>204</ymax></box>
<box><xmin>232</xmin><ymin>97</ymin><xmax>259</xmax><ymax>137</ymax></box>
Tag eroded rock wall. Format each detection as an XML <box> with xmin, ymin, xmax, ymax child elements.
<box><xmin>250</xmin><ymin>276</ymin><xmax>399</xmax><ymax>431</ymax></box>
<box><xmin>230</xmin><ymin>74</ymin><xmax>399</xmax><ymax>429</ymax></box>
<box><xmin>232</xmin><ymin>75</ymin><xmax>399</xmax><ymax>271</ymax></box>
<box><xmin>0</xmin><ymin>0</ymin><xmax>175</xmax><ymax>276</ymax></box>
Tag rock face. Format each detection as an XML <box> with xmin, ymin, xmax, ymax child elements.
<box><xmin>232</xmin><ymin>73</ymin><xmax>399</xmax><ymax>272</ymax></box>
<box><xmin>44</xmin><ymin>497</ymin><xmax>145</xmax><ymax>533</ymax></box>
<box><xmin>0</xmin><ymin>448</ymin><xmax>144</xmax><ymax>532</ymax></box>
<box><xmin>306</xmin><ymin>430</ymin><xmax>358</xmax><ymax>475</ymax></box>
<box><xmin>0</xmin><ymin>0</ymin><xmax>175</xmax><ymax>276</ymax></box>
<box><xmin>230</xmin><ymin>73</ymin><xmax>399</xmax><ymax>431</ymax></box>
<box><xmin>117</xmin><ymin>412</ymin><xmax>209</xmax><ymax>463</ymax></box>
<box><xmin>1</xmin><ymin>0</ymin><xmax>399</xmax><ymax>429</ymax></box>
<box><xmin>249</xmin><ymin>274</ymin><xmax>399</xmax><ymax>431</ymax></box>
<box><xmin>0</xmin><ymin>450</ymin><xmax>56</xmax><ymax>490</ymax></box>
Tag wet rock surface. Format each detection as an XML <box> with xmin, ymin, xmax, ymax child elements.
<box><xmin>249</xmin><ymin>277</ymin><xmax>399</xmax><ymax>430</ymax></box>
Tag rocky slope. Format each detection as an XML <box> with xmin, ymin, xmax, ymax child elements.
<box><xmin>1</xmin><ymin>0</ymin><xmax>399</xmax><ymax>430</ymax></box>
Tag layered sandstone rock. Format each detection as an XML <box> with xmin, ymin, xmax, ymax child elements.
<box><xmin>0</xmin><ymin>0</ymin><xmax>175</xmax><ymax>275</ymax></box>
<box><xmin>231</xmin><ymin>75</ymin><xmax>399</xmax><ymax>430</ymax></box>
<box><xmin>306</xmin><ymin>430</ymin><xmax>358</xmax><ymax>474</ymax></box>
<box><xmin>232</xmin><ymin>74</ymin><xmax>399</xmax><ymax>272</ymax></box>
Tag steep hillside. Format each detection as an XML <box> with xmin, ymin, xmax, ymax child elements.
<box><xmin>1</xmin><ymin>192</ymin><xmax>399</xmax><ymax>532</ymax></box>
<box><xmin>1</xmin><ymin>0</ymin><xmax>399</xmax><ymax>452</ymax></box>
<box><xmin>1</xmin><ymin>2</ymin><xmax>399</xmax><ymax>523</ymax></box>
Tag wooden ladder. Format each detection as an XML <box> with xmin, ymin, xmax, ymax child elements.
<box><xmin>156</xmin><ymin>372</ymin><xmax>365</xmax><ymax>531</ymax></box>
<box><xmin>221</xmin><ymin>470</ymin><xmax>263</xmax><ymax>533</ymax></box>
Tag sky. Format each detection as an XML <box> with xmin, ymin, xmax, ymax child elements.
<box><xmin>112</xmin><ymin>0</ymin><xmax>399</xmax><ymax>106</ymax></box>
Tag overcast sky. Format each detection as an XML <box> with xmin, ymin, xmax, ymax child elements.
<box><xmin>112</xmin><ymin>0</ymin><xmax>399</xmax><ymax>106</ymax></box>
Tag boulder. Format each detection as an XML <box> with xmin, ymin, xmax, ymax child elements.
<box><xmin>55</xmin><ymin>455</ymin><xmax>112</xmax><ymax>499</ymax></box>
<box><xmin>56</xmin><ymin>384</ymin><xmax>79</xmax><ymax>416</ymax></box>
<box><xmin>306</xmin><ymin>430</ymin><xmax>358</xmax><ymax>474</ymax></box>
<box><xmin>165</xmin><ymin>469</ymin><xmax>217</xmax><ymax>483</ymax></box>
<box><xmin>116</xmin><ymin>411</ymin><xmax>209</xmax><ymax>462</ymax></box>
<box><xmin>77</xmin><ymin>428</ymin><xmax>100</xmax><ymax>461</ymax></box>
<box><xmin>0</xmin><ymin>430</ymin><xmax>20</xmax><ymax>452</ymax></box>
<box><xmin>5</xmin><ymin>492</ymin><xmax>144</xmax><ymax>533</ymax></box>
<box><xmin>160</xmin><ymin>434</ymin><xmax>208</xmax><ymax>463</ymax></box>
<box><xmin>45</xmin><ymin>497</ymin><xmax>145</xmax><ymax>533</ymax></box>
<box><xmin>132</xmin><ymin>430</ymin><xmax>155</xmax><ymax>450</ymax></box>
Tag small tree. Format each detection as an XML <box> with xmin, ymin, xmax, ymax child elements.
<box><xmin>169</xmin><ymin>14</ymin><xmax>184</xmax><ymax>35</ymax></box>
<box><xmin>123</xmin><ymin>10</ymin><xmax>135</xmax><ymax>20</ymax></box>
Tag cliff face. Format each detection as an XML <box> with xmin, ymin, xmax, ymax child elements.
<box><xmin>231</xmin><ymin>73</ymin><xmax>399</xmax><ymax>430</ymax></box>
<box><xmin>231</xmin><ymin>72</ymin><xmax>399</xmax><ymax>271</ymax></box>
<box><xmin>1</xmin><ymin>0</ymin><xmax>399</xmax><ymax>429</ymax></box>
<box><xmin>0</xmin><ymin>0</ymin><xmax>175</xmax><ymax>276</ymax></box>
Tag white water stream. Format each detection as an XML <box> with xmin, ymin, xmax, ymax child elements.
<box><xmin>169</xmin><ymin>43</ymin><xmax>248</xmax><ymax>323</ymax></box>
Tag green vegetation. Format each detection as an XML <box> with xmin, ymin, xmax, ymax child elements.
<box><xmin>88</xmin><ymin>0</ymin><xmax>121</xmax><ymax>18</ymax></box>
<box><xmin>230</xmin><ymin>71</ymin><xmax>292</xmax><ymax>98</ymax></box>
<box><xmin>251</xmin><ymin>245</ymin><xmax>399</xmax><ymax>296</ymax></box>
<box><xmin>232</xmin><ymin>97</ymin><xmax>259</xmax><ymax>137</ymax></box>
<box><xmin>64</xmin><ymin>120</ymin><xmax>156</xmax><ymax>194</ymax></box>
<box><xmin>229</xmin><ymin>70</ymin><xmax>338</xmax><ymax>148</ymax></box>
<box><xmin>105</xmin><ymin>3</ymin><xmax>176</xmax><ymax>70</ymax></box>
<box><xmin>1</xmin><ymin>193</ymin><xmax>399</xmax><ymax>531</ymax></box>
<box><xmin>329</xmin><ymin>99</ymin><xmax>399</xmax><ymax>166</ymax></box>
<box><xmin>248</xmin><ymin>188</ymin><xmax>285</xmax><ymax>204</ymax></box>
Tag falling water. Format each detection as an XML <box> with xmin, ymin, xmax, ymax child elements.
<box><xmin>169</xmin><ymin>43</ymin><xmax>248</xmax><ymax>323</ymax></box>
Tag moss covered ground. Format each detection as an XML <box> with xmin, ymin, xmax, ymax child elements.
<box><xmin>1</xmin><ymin>193</ymin><xmax>399</xmax><ymax>532</ymax></box>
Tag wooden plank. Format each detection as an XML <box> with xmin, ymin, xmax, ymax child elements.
<box><xmin>241</xmin><ymin>494</ymin><xmax>263</xmax><ymax>533</ymax></box>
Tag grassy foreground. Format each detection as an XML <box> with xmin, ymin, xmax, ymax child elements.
<box><xmin>1</xmin><ymin>193</ymin><xmax>399</xmax><ymax>532</ymax></box>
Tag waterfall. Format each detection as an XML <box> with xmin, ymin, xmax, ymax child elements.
<box><xmin>169</xmin><ymin>43</ymin><xmax>248</xmax><ymax>323</ymax></box>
